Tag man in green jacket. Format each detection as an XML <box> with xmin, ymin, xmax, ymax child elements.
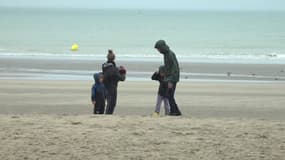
<box><xmin>155</xmin><ymin>40</ymin><xmax>182</xmax><ymax>116</ymax></box>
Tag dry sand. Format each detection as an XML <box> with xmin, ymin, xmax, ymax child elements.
<box><xmin>1</xmin><ymin>80</ymin><xmax>285</xmax><ymax>159</ymax></box>
<box><xmin>0</xmin><ymin>115</ymin><xmax>285</xmax><ymax>160</ymax></box>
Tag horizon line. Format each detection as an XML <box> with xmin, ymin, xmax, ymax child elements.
<box><xmin>0</xmin><ymin>6</ymin><xmax>285</xmax><ymax>12</ymax></box>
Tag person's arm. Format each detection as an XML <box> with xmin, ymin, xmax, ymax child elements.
<box><xmin>120</xmin><ymin>74</ymin><xmax>126</xmax><ymax>81</ymax></box>
<box><xmin>151</xmin><ymin>72</ymin><xmax>160</xmax><ymax>81</ymax></box>
<box><xmin>91</xmin><ymin>85</ymin><xmax>96</xmax><ymax>104</ymax></box>
<box><xmin>114</xmin><ymin>68</ymin><xmax>125</xmax><ymax>82</ymax></box>
<box><xmin>119</xmin><ymin>66</ymin><xmax>127</xmax><ymax>81</ymax></box>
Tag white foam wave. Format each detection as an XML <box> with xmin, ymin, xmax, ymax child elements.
<box><xmin>0</xmin><ymin>51</ymin><xmax>285</xmax><ymax>64</ymax></box>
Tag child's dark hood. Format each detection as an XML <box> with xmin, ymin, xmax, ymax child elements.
<box><xmin>154</xmin><ymin>40</ymin><xmax>170</xmax><ymax>54</ymax></box>
<box><xmin>93</xmin><ymin>73</ymin><xmax>102</xmax><ymax>84</ymax></box>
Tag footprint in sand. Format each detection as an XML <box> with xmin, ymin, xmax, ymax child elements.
<box><xmin>153</xmin><ymin>141</ymin><xmax>169</xmax><ymax>145</ymax></box>
<box><xmin>190</xmin><ymin>127</ymin><xmax>201</xmax><ymax>130</ymax></box>
<box><xmin>71</xmin><ymin>121</ymin><xmax>82</xmax><ymax>125</ymax></box>
<box><xmin>132</xmin><ymin>131</ymin><xmax>145</xmax><ymax>136</ymax></box>
<box><xmin>171</xmin><ymin>131</ymin><xmax>191</xmax><ymax>136</ymax></box>
<box><xmin>256</xmin><ymin>134</ymin><xmax>268</xmax><ymax>139</ymax></box>
<box><xmin>196</xmin><ymin>137</ymin><xmax>204</xmax><ymax>141</ymax></box>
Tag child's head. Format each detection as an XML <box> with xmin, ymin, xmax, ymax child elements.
<box><xmin>93</xmin><ymin>73</ymin><xmax>104</xmax><ymax>83</ymax></box>
<box><xmin>159</xmin><ymin>65</ymin><xmax>166</xmax><ymax>77</ymax></box>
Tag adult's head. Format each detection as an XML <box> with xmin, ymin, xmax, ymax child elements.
<box><xmin>154</xmin><ymin>40</ymin><xmax>170</xmax><ymax>54</ymax></box>
<box><xmin>107</xmin><ymin>49</ymin><xmax>115</xmax><ymax>62</ymax></box>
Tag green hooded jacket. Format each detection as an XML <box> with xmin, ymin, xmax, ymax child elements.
<box><xmin>155</xmin><ymin>40</ymin><xmax>180</xmax><ymax>83</ymax></box>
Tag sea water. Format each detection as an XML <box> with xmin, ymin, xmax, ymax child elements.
<box><xmin>0</xmin><ymin>8</ymin><xmax>285</xmax><ymax>64</ymax></box>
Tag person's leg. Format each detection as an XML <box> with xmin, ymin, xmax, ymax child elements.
<box><xmin>93</xmin><ymin>104</ymin><xmax>97</xmax><ymax>114</ymax></box>
<box><xmin>163</xmin><ymin>98</ymin><xmax>170</xmax><ymax>115</ymax></box>
<box><xmin>94</xmin><ymin>104</ymin><xmax>101</xmax><ymax>114</ymax></box>
<box><xmin>102</xmin><ymin>103</ymin><xmax>106</xmax><ymax>114</ymax></box>
<box><xmin>168</xmin><ymin>83</ymin><xmax>182</xmax><ymax>116</ymax></box>
<box><xmin>106</xmin><ymin>88</ymin><xmax>117</xmax><ymax>114</ymax></box>
<box><xmin>105</xmin><ymin>88</ymin><xmax>112</xmax><ymax>114</ymax></box>
<box><xmin>100</xmin><ymin>103</ymin><xmax>105</xmax><ymax>114</ymax></box>
<box><xmin>105</xmin><ymin>87</ymin><xmax>117</xmax><ymax>114</ymax></box>
<box><xmin>155</xmin><ymin>94</ymin><xmax>163</xmax><ymax>113</ymax></box>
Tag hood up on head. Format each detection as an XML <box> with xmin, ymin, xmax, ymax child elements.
<box><xmin>154</xmin><ymin>40</ymin><xmax>170</xmax><ymax>54</ymax></box>
<box><xmin>93</xmin><ymin>73</ymin><xmax>103</xmax><ymax>84</ymax></box>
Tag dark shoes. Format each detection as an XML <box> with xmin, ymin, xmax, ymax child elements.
<box><xmin>169</xmin><ymin>112</ymin><xmax>182</xmax><ymax>116</ymax></box>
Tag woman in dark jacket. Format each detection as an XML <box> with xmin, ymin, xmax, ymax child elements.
<box><xmin>102</xmin><ymin>50</ymin><xmax>126</xmax><ymax>114</ymax></box>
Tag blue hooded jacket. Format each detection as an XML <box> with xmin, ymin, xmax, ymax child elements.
<box><xmin>91</xmin><ymin>73</ymin><xmax>106</xmax><ymax>103</ymax></box>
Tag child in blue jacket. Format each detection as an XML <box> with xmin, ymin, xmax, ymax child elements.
<box><xmin>91</xmin><ymin>73</ymin><xmax>106</xmax><ymax>114</ymax></box>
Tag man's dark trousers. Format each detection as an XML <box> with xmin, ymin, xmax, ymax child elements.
<box><xmin>168</xmin><ymin>83</ymin><xmax>181</xmax><ymax>115</ymax></box>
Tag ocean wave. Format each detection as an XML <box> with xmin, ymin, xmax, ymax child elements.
<box><xmin>0</xmin><ymin>51</ymin><xmax>285</xmax><ymax>64</ymax></box>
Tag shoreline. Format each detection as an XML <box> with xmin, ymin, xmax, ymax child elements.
<box><xmin>1</xmin><ymin>56</ymin><xmax>285</xmax><ymax>82</ymax></box>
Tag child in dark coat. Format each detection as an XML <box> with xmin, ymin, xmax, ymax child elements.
<box><xmin>91</xmin><ymin>73</ymin><xmax>106</xmax><ymax>114</ymax></box>
<box><xmin>151</xmin><ymin>66</ymin><xmax>170</xmax><ymax>116</ymax></box>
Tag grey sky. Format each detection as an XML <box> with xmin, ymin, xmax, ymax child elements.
<box><xmin>1</xmin><ymin>0</ymin><xmax>285</xmax><ymax>11</ymax></box>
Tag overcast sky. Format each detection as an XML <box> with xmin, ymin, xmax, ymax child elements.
<box><xmin>1</xmin><ymin>0</ymin><xmax>285</xmax><ymax>11</ymax></box>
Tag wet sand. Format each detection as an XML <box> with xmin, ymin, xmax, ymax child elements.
<box><xmin>1</xmin><ymin>56</ymin><xmax>285</xmax><ymax>81</ymax></box>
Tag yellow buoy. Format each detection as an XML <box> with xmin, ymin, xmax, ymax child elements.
<box><xmin>71</xmin><ymin>43</ymin><xmax>79</xmax><ymax>51</ymax></box>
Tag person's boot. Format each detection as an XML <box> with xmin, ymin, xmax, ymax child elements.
<box><xmin>169</xmin><ymin>112</ymin><xmax>182</xmax><ymax>116</ymax></box>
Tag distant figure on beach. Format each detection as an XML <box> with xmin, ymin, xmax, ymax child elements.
<box><xmin>91</xmin><ymin>73</ymin><xmax>106</xmax><ymax>114</ymax></box>
<box><xmin>151</xmin><ymin>65</ymin><xmax>170</xmax><ymax>116</ymax></box>
<box><xmin>102</xmin><ymin>50</ymin><xmax>126</xmax><ymax>114</ymax></box>
<box><xmin>154</xmin><ymin>40</ymin><xmax>182</xmax><ymax>116</ymax></box>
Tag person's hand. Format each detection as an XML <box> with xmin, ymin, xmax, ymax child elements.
<box><xmin>119</xmin><ymin>66</ymin><xmax>127</xmax><ymax>75</ymax></box>
<box><xmin>168</xmin><ymin>82</ymin><xmax>174</xmax><ymax>89</ymax></box>
<box><xmin>92</xmin><ymin>101</ymin><xmax>96</xmax><ymax>105</ymax></box>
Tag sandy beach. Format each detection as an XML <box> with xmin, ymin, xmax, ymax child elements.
<box><xmin>1</xmin><ymin>114</ymin><xmax>285</xmax><ymax>160</ymax></box>
<box><xmin>1</xmin><ymin>80</ymin><xmax>285</xmax><ymax>120</ymax></box>
<box><xmin>1</xmin><ymin>80</ymin><xmax>285</xmax><ymax>159</ymax></box>
<box><xmin>1</xmin><ymin>4</ymin><xmax>285</xmax><ymax>159</ymax></box>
